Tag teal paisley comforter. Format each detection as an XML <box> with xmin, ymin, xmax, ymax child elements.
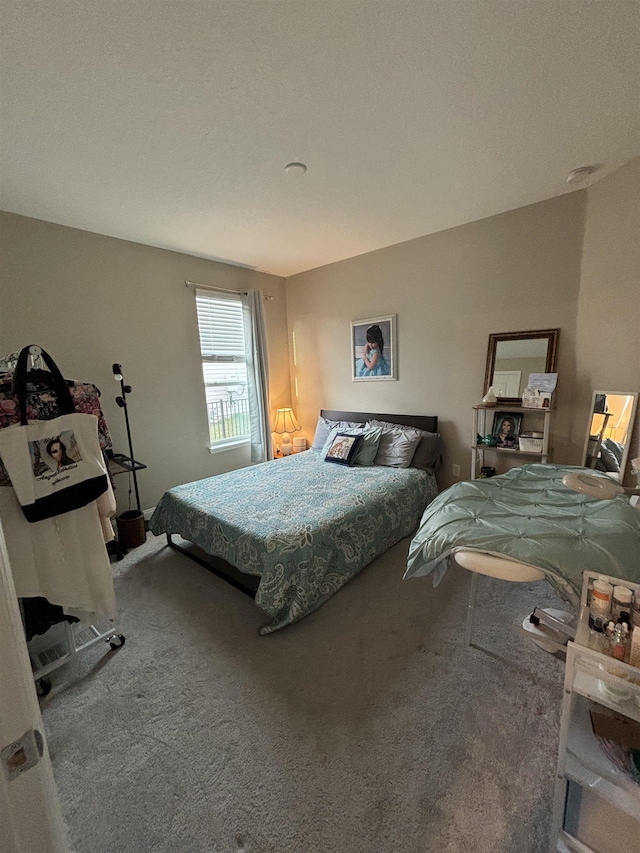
<box><xmin>404</xmin><ymin>464</ymin><xmax>640</xmax><ymax>605</ymax></box>
<box><xmin>150</xmin><ymin>451</ymin><xmax>438</xmax><ymax>634</ymax></box>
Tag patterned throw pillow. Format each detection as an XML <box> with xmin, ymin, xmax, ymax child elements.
<box><xmin>320</xmin><ymin>426</ymin><xmax>382</xmax><ymax>466</ymax></box>
<box><xmin>322</xmin><ymin>432</ymin><xmax>363</xmax><ymax>466</ymax></box>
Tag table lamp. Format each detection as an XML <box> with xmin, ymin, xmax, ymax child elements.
<box><xmin>273</xmin><ymin>408</ymin><xmax>301</xmax><ymax>456</ymax></box>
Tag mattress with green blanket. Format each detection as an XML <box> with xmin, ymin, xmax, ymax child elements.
<box><xmin>150</xmin><ymin>450</ymin><xmax>438</xmax><ymax>634</ymax></box>
<box><xmin>404</xmin><ymin>464</ymin><xmax>640</xmax><ymax>605</ymax></box>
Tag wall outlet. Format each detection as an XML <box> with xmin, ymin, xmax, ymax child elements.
<box><xmin>452</xmin><ymin>464</ymin><xmax>461</xmax><ymax>477</ymax></box>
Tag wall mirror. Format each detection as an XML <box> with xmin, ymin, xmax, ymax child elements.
<box><xmin>581</xmin><ymin>390</ymin><xmax>638</xmax><ymax>483</ymax></box>
<box><xmin>484</xmin><ymin>329</ymin><xmax>559</xmax><ymax>404</ymax></box>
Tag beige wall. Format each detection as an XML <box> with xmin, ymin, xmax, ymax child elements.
<box><xmin>575</xmin><ymin>155</ymin><xmax>640</xmax><ymax>485</ymax></box>
<box><xmin>0</xmin><ymin>212</ymin><xmax>289</xmax><ymax>510</ymax></box>
<box><xmin>285</xmin><ymin>192</ymin><xmax>587</xmax><ymax>488</ymax></box>
<box><xmin>2</xmin><ymin>155</ymin><xmax>637</xmax><ymax>507</ymax></box>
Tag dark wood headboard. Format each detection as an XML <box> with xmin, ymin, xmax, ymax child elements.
<box><xmin>320</xmin><ymin>410</ymin><xmax>438</xmax><ymax>433</ymax></box>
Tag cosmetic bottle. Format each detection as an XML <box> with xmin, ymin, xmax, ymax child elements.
<box><xmin>609</xmin><ymin>621</ymin><xmax>630</xmax><ymax>662</ymax></box>
<box><xmin>590</xmin><ymin>578</ymin><xmax>613</xmax><ymax>620</ymax></box>
<box><xmin>630</xmin><ymin>626</ymin><xmax>640</xmax><ymax>668</ymax></box>
<box><xmin>588</xmin><ymin>615</ymin><xmax>607</xmax><ymax>653</ymax></box>
<box><xmin>611</xmin><ymin>585</ymin><xmax>633</xmax><ymax>622</ymax></box>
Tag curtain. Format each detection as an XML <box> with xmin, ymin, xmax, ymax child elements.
<box><xmin>241</xmin><ymin>290</ymin><xmax>273</xmax><ymax>463</ymax></box>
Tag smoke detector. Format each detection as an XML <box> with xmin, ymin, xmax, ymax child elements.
<box><xmin>566</xmin><ymin>165</ymin><xmax>596</xmax><ymax>185</ymax></box>
<box><xmin>284</xmin><ymin>162</ymin><xmax>307</xmax><ymax>175</ymax></box>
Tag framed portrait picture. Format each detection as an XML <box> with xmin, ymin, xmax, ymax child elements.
<box><xmin>323</xmin><ymin>432</ymin><xmax>362</xmax><ymax>466</ymax></box>
<box><xmin>351</xmin><ymin>314</ymin><xmax>396</xmax><ymax>381</ymax></box>
<box><xmin>492</xmin><ymin>412</ymin><xmax>522</xmax><ymax>449</ymax></box>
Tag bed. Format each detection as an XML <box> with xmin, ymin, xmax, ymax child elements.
<box><xmin>150</xmin><ymin>410</ymin><xmax>441</xmax><ymax>634</ymax></box>
<box><xmin>404</xmin><ymin>464</ymin><xmax>640</xmax><ymax>638</ymax></box>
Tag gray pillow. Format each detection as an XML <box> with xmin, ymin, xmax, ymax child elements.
<box><xmin>598</xmin><ymin>439</ymin><xmax>621</xmax><ymax>473</ymax></box>
<box><xmin>310</xmin><ymin>416</ymin><xmax>362</xmax><ymax>452</ymax></box>
<box><xmin>364</xmin><ymin>421</ymin><xmax>421</xmax><ymax>468</ymax></box>
<box><xmin>408</xmin><ymin>432</ymin><xmax>444</xmax><ymax>471</ymax></box>
<box><xmin>367</xmin><ymin>419</ymin><xmax>443</xmax><ymax>471</ymax></box>
<box><xmin>603</xmin><ymin>438</ymin><xmax>624</xmax><ymax>465</ymax></box>
<box><xmin>320</xmin><ymin>426</ymin><xmax>383</xmax><ymax>466</ymax></box>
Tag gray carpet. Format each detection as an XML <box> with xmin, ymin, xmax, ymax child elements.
<box><xmin>40</xmin><ymin>533</ymin><xmax>566</xmax><ymax>853</ymax></box>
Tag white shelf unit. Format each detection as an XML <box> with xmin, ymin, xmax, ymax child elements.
<box><xmin>550</xmin><ymin>571</ymin><xmax>640</xmax><ymax>853</ymax></box>
<box><xmin>471</xmin><ymin>404</ymin><xmax>554</xmax><ymax>479</ymax></box>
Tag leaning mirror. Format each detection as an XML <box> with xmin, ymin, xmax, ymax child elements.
<box><xmin>581</xmin><ymin>391</ymin><xmax>638</xmax><ymax>483</ymax></box>
<box><xmin>484</xmin><ymin>329</ymin><xmax>559</xmax><ymax>404</ymax></box>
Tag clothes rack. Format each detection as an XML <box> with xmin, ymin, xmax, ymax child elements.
<box><xmin>0</xmin><ymin>345</ymin><xmax>126</xmax><ymax>694</ymax></box>
<box><xmin>26</xmin><ymin>618</ymin><xmax>124</xmax><ymax>696</ymax></box>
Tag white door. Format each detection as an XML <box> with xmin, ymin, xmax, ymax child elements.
<box><xmin>0</xmin><ymin>525</ymin><xmax>68</xmax><ymax>853</ymax></box>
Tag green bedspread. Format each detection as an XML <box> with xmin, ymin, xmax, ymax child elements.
<box><xmin>404</xmin><ymin>464</ymin><xmax>640</xmax><ymax>605</ymax></box>
<box><xmin>150</xmin><ymin>451</ymin><xmax>438</xmax><ymax>634</ymax></box>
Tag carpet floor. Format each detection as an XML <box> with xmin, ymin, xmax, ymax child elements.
<box><xmin>40</xmin><ymin>533</ymin><xmax>566</xmax><ymax>853</ymax></box>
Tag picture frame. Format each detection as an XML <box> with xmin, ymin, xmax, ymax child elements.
<box><xmin>323</xmin><ymin>432</ymin><xmax>362</xmax><ymax>466</ymax></box>
<box><xmin>492</xmin><ymin>412</ymin><xmax>522</xmax><ymax>449</ymax></box>
<box><xmin>351</xmin><ymin>314</ymin><xmax>396</xmax><ymax>381</ymax></box>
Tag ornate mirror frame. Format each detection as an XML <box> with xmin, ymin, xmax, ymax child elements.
<box><xmin>580</xmin><ymin>390</ymin><xmax>639</xmax><ymax>483</ymax></box>
<box><xmin>484</xmin><ymin>328</ymin><xmax>559</xmax><ymax>405</ymax></box>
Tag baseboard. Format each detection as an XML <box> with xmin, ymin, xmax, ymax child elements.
<box><xmin>143</xmin><ymin>507</ymin><xmax>156</xmax><ymax>521</ymax></box>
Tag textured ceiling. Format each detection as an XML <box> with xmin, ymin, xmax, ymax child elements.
<box><xmin>1</xmin><ymin>1</ymin><xmax>639</xmax><ymax>277</ymax></box>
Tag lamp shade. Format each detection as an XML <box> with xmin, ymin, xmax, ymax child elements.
<box><xmin>273</xmin><ymin>408</ymin><xmax>301</xmax><ymax>435</ymax></box>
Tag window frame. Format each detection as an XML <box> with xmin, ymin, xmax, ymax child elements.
<box><xmin>195</xmin><ymin>288</ymin><xmax>250</xmax><ymax>452</ymax></box>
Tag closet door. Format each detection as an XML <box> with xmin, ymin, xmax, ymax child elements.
<box><xmin>0</xmin><ymin>528</ymin><xmax>68</xmax><ymax>853</ymax></box>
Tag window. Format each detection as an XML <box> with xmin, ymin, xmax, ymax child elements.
<box><xmin>195</xmin><ymin>289</ymin><xmax>249</xmax><ymax>448</ymax></box>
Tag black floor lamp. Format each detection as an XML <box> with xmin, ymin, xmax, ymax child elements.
<box><xmin>112</xmin><ymin>363</ymin><xmax>146</xmax><ymax>549</ymax></box>
<box><xmin>112</xmin><ymin>363</ymin><xmax>142</xmax><ymax>513</ymax></box>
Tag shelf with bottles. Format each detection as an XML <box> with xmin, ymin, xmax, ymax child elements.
<box><xmin>550</xmin><ymin>571</ymin><xmax>640</xmax><ymax>851</ymax></box>
<box><xmin>574</xmin><ymin>571</ymin><xmax>640</xmax><ymax>655</ymax></box>
<box><xmin>569</xmin><ymin>571</ymin><xmax>640</xmax><ymax>721</ymax></box>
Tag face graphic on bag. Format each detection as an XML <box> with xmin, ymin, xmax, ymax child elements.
<box><xmin>30</xmin><ymin>430</ymin><xmax>82</xmax><ymax>476</ymax></box>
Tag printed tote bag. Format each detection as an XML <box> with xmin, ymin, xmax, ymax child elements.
<box><xmin>0</xmin><ymin>346</ymin><xmax>108</xmax><ymax>522</ymax></box>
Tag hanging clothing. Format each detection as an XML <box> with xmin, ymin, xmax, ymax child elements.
<box><xmin>0</xmin><ymin>358</ymin><xmax>116</xmax><ymax>624</ymax></box>
<box><xmin>0</xmin><ymin>485</ymin><xmax>116</xmax><ymax>623</ymax></box>
<box><xmin>20</xmin><ymin>597</ymin><xmax>79</xmax><ymax>642</ymax></box>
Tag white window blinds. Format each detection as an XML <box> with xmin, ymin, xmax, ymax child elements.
<box><xmin>196</xmin><ymin>290</ymin><xmax>244</xmax><ymax>359</ymax></box>
<box><xmin>195</xmin><ymin>288</ymin><xmax>249</xmax><ymax>445</ymax></box>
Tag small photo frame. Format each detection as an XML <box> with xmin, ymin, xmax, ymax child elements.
<box><xmin>323</xmin><ymin>433</ymin><xmax>362</xmax><ymax>466</ymax></box>
<box><xmin>351</xmin><ymin>314</ymin><xmax>396</xmax><ymax>381</ymax></box>
<box><xmin>492</xmin><ymin>412</ymin><xmax>522</xmax><ymax>449</ymax></box>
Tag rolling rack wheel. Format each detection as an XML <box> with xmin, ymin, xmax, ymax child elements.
<box><xmin>36</xmin><ymin>678</ymin><xmax>52</xmax><ymax>697</ymax></box>
<box><xmin>108</xmin><ymin>633</ymin><xmax>126</xmax><ymax>651</ymax></box>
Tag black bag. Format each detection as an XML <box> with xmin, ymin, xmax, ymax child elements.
<box><xmin>0</xmin><ymin>346</ymin><xmax>108</xmax><ymax>522</ymax></box>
